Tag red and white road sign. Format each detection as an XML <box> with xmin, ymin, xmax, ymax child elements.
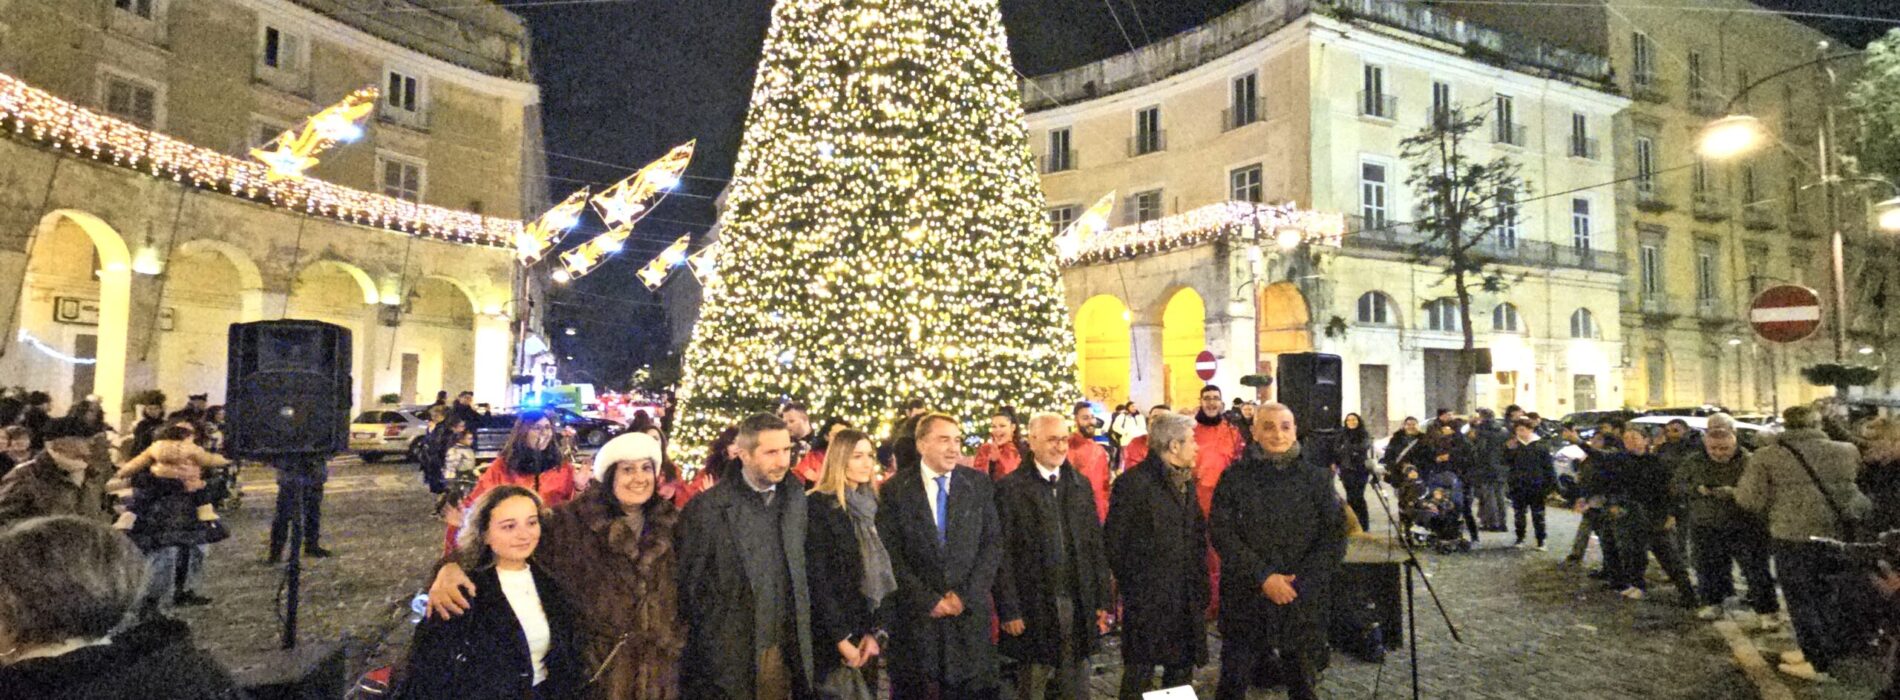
<box><xmin>1749</xmin><ymin>285</ymin><xmax>1823</xmax><ymax>344</ymax></box>
<box><xmin>1195</xmin><ymin>350</ymin><xmax>1218</xmax><ymax>381</ymax></box>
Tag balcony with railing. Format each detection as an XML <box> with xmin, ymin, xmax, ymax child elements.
<box><xmin>1568</xmin><ymin>136</ymin><xmax>1600</xmax><ymax>160</ymax></box>
<box><xmin>1632</xmin><ymin>75</ymin><xmax>1669</xmax><ymax>103</ymax></box>
<box><xmin>1688</xmin><ymin>90</ymin><xmax>1724</xmax><ymax>117</ymax></box>
<box><xmin>1041</xmin><ymin>149</ymin><xmax>1076</xmax><ymax>174</ymax></box>
<box><xmin>1696</xmin><ymin>296</ymin><xmax>1733</xmax><ymax>323</ymax></box>
<box><xmin>1492</xmin><ymin>122</ymin><xmax>1527</xmax><ymax>147</ymax></box>
<box><xmin>1691</xmin><ymin>190</ymin><xmax>1729</xmax><ymax>222</ymax></box>
<box><xmin>1359</xmin><ymin>91</ymin><xmax>1398</xmax><ymax>120</ymax></box>
<box><xmin>1634</xmin><ymin>179</ymin><xmax>1672</xmax><ymax>213</ymax></box>
<box><xmin>1128</xmin><ymin>131</ymin><xmax>1166</xmax><ymax>157</ymax></box>
<box><xmin>1224</xmin><ymin>99</ymin><xmax>1267</xmax><ymax>131</ymax></box>
<box><xmin>1624</xmin><ymin>293</ymin><xmax>1685</xmax><ymax>319</ymax></box>
<box><xmin>1340</xmin><ymin>215</ymin><xmax>1621</xmax><ymax>273</ymax></box>
<box><xmin>1741</xmin><ymin>202</ymin><xmax>1778</xmax><ymax>230</ymax></box>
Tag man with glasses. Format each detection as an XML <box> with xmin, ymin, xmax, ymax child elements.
<box><xmin>879</xmin><ymin>413</ymin><xmax>1004</xmax><ymax>699</ymax></box>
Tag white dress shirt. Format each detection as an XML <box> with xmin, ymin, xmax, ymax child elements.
<box><xmin>921</xmin><ymin>464</ymin><xmax>954</xmax><ymax>526</ymax></box>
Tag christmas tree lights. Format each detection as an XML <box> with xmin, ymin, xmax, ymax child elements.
<box><xmin>672</xmin><ymin>0</ymin><xmax>1080</xmax><ymax>458</ymax></box>
<box><xmin>0</xmin><ymin>70</ymin><xmax>514</xmax><ymax>247</ymax></box>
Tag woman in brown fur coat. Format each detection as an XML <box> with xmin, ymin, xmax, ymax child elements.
<box><xmin>431</xmin><ymin>431</ymin><xmax>683</xmax><ymax>699</ymax></box>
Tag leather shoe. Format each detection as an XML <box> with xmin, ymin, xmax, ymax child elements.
<box><xmin>304</xmin><ymin>546</ymin><xmax>334</xmax><ymax>558</ymax></box>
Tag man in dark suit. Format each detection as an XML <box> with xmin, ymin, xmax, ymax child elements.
<box><xmin>1210</xmin><ymin>403</ymin><xmax>1348</xmax><ymax>700</ymax></box>
<box><xmin>679</xmin><ymin>413</ymin><xmax>815</xmax><ymax>700</ymax></box>
<box><xmin>996</xmin><ymin>413</ymin><xmax>1109</xmax><ymax>700</ymax></box>
<box><xmin>878</xmin><ymin>412</ymin><xmax>1003</xmax><ymax>700</ymax></box>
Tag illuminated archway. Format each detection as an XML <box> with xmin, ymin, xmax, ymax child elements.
<box><xmin>1159</xmin><ymin>287</ymin><xmax>1206</xmax><ymax>408</ymax></box>
<box><xmin>285</xmin><ymin>260</ymin><xmax>376</xmax><ymax>409</ymax></box>
<box><xmin>156</xmin><ymin>240</ymin><xmax>267</xmax><ymax>404</ymax></box>
<box><xmin>1258</xmin><ymin>281</ymin><xmax>1313</xmax><ymax>355</ymax></box>
<box><xmin>384</xmin><ymin>276</ymin><xmax>480</xmax><ymax>406</ymax></box>
<box><xmin>1073</xmin><ymin>294</ymin><xmax>1132</xmax><ymax>405</ymax></box>
<box><xmin>6</xmin><ymin>210</ymin><xmax>133</xmax><ymax>424</ymax></box>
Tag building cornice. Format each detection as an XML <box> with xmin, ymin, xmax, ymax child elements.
<box><xmin>246</xmin><ymin>0</ymin><xmax>540</xmax><ymax>103</ymax></box>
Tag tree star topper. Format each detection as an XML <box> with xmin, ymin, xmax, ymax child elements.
<box><xmin>516</xmin><ymin>187</ymin><xmax>591</xmax><ymax>263</ymax></box>
<box><xmin>249</xmin><ymin>87</ymin><xmax>378</xmax><ymax>182</ymax></box>
<box><xmin>589</xmin><ymin>141</ymin><xmax>696</xmax><ymax>228</ymax></box>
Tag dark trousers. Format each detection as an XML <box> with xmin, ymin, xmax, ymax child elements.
<box><xmin>1775</xmin><ymin>539</ymin><xmax>1848</xmax><ymax>673</ymax></box>
<box><xmin>1457</xmin><ymin>483</ymin><xmax>1481</xmax><ymax>540</ymax></box>
<box><xmin>1215</xmin><ymin>634</ymin><xmax>1317</xmax><ymax>700</ymax></box>
<box><xmin>268</xmin><ymin>470</ymin><xmax>325</xmax><ymax>556</ymax></box>
<box><xmin>1119</xmin><ymin>662</ymin><xmax>1192</xmax><ymax>700</ymax></box>
<box><xmin>1610</xmin><ymin>508</ymin><xmax>1696</xmax><ymax>604</ymax></box>
<box><xmin>1341</xmin><ymin>471</ymin><xmax>1371</xmax><ymax>530</ymax></box>
<box><xmin>1511</xmin><ymin>498</ymin><xmax>1547</xmax><ymax>545</ymax></box>
<box><xmin>1691</xmin><ymin>522</ymin><xmax>1779</xmax><ymax>614</ymax></box>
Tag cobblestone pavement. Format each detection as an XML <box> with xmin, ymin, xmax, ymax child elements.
<box><xmin>177</xmin><ymin>466</ymin><xmax>1887</xmax><ymax>698</ymax></box>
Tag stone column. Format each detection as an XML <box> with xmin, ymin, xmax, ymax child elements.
<box><xmin>473</xmin><ymin>313</ymin><xmax>513</xmax><ymax>407</ymax></box>
<box><xmin>1129</xmin><ymin>321</ymin><xmax>1164</xmax><ymax>408</ymax></box>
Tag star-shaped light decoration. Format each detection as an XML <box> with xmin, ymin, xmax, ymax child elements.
<box><xmin>249</xmin><ymin>87</ymin><xmax>377</xmax><ymax>182</ymax></box>
<box><xmin>556</xmin><ymin>223</ymin><xmax>632</xmax><ymax>280</ymax></box>
<box><xmin>687</xmin><ymin>241</ymin><xmax>720</xmax><ymax>283</ymax></box>
<box><xmin>636</xmin><ymin>234</ymin><xmax>693</xmax><ymax>291</ymax></box>
<box><xmin>1052</xmin><ymin>190</ymin><xmax>1116</xmax><ymax>260</ymax></box>
<box><xmin>589</xmin><ymin>140</ymin><xmax>696</xmax><ymax>228</ymax></box>
<box><xmin>515</xmin><ymin>188</ymin><xmax>591</xmax><ymax>263</ymax></box>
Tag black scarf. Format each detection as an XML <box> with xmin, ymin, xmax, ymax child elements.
<box><xmin>506</xmin><ymin>443</ymin><xmax>564</xmax><ymax>476</ymax></box>
<box><xmin>1195</xmin><ymin>409</ymin><xmax>1224</xmax><ymax>427</ymax></box>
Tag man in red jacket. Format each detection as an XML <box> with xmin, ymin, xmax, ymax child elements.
<box><xmin>1193</xmin><ymin>385</ymin><xmax>1246</xmax><ymax>616</ymax></box>
<box><xmin>1118</xmin><ymin>404</ymin><xmax>1174</xmax><ymax>470</ymax></box>
<box><xmin>1066</xmin><ymin>402</ymin><xmax>1111</xmax><ymax>522</ymax></box>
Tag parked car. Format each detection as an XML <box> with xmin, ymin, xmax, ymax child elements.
<box><xmin>349</xmin><ymin>408</ymin><xmax>428</xmax><ymax>462</ymax></box>
<box><xmin>1641</xmin><ymin>404</ymin><xmax>1734</xmax><ymax>418</ymax></box>
<box><xmin>1627</xmin><ymin>415</ymin><xmax>1772</xmax><ymax>450</ymax></box>
<box><xmin>468</xmin><ymin>405</ymin><xmax>625</xmax><ymax>461</ymax></box>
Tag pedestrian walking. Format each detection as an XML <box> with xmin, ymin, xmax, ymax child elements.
<box><xmin>995</xmin><ymin>414</ymin><xmax>1110</xmax><ymax>700</ymax></box>
<box><xmin>1209</xmin><ymin>404</ymin><xmax>1348</xmax><ymax>700</ymax></box>
<box><xmin>678</xmin><ymin>413</ymin><xmax>815</xmax><ymax>700</ymax></box>
<box><xmin>878</xmin><ymin>412</ymin><xmax>1004</xmax><ymax>699</ymax></box>
<box><xmin>1676</xmin><ymin>414</ymin><xmax>1779</xmax><ymax>629</ymax></box>
<box><xmin>1737</xmin><ymin>405</ymin><xmax>1874</xmax><ymax>683</ymax></box>
<box><xmin>1105</xmin><ymin>412</ymin><xmax>1209</xmax><ymax>699</ymax></box>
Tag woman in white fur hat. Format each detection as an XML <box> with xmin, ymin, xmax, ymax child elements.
<box><xmin>426</xmin><ymin>432</ymin><xmax>684</xmax><ymax>698</ymax></box>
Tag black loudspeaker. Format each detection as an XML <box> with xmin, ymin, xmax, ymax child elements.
<box><xmin>231</xmin><ymin>640</ymin><xmax>347</xmax><ymax>700</ymax></box>
<box><xmin>1276</xmin><ymin>352</ymin><xmax>1343</xmax><ymax>432</ymax></box>
<box><xmin>1468</xmin><ymin>348</ymin><xmax>1493</xmax><ymax>375</ymax></box>
<box><xmin>226</xmin><ymin>320</ymin><xmax>352</xmax><ymax>458</ymax></box>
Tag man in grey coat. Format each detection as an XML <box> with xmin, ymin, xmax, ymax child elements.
<box><xmin>1737</xmin><ymin>405</ymin><xmax>1872</xmax><ymax>684</ymax></box>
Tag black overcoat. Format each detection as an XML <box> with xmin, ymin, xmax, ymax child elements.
<box><xmin>1503</xmin><ymin>441</ymin><xmax>1557</xmax><ymax>504</ymax></box>
<box><xmin>678</xmin><ymin>479</ymin><xmax>816</xmax><ymax>699</ymax></box>
<box><xmin>1102</xmin><ymin>454</ymin><xmax>1209</xmax><ymax>667</ymax></box>
<box><xmin>876</xmin><ymin>465</ymin><xmax>1002</xmax><ymax>687</ymax></box>
<box><xmin>1208</xmin><ymin>445</ymin><xmax>1348</xmax><ymax>651</ymax></box>
<box><xmin>395</xmin><ymin>565</ymin><xmax>585</xmax><ymax>699</ymax></box>
<box><xmin>993</xmin><ymin>461</ymin><xmax>1109</xmax><ymax>664</ymax></box>
<box><xmin>805</xmin><ymin>494</ymin><xmax>890</xmax><ymax>678</ymax></box>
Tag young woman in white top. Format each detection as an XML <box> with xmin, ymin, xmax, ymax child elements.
<box><xmin>395</xmin><ymin>485</ymin><xmax>583</xmax><ymax>699</ymax></box>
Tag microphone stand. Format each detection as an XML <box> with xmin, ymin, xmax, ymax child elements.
<box><xmin>1367</xmin><ymin>460</ymin><xmax>1463</xmax><ymax>700</ymax></box>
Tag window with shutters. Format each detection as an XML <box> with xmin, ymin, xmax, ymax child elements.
<box><xmin>1696</xmin><ymin>242</ymin><xmax>1719</xmax><ymax>301</ymax></box>
<box><xmin>1431</xmin><ymin>81</ymin><xmax>1452</xmax><ymax>126</ymax></box>
<box><xmin>1570</xmin><ymin>309</ymin><xmax>1597</xmax><ymax>339</ymax></box>
<box><xmin>1131</xmin><ymin>190</ymin><xmax>1162</xmax><ymax>223</ymax></box>
<box><xmin>1046</xmin><ymin>206</ymin><xmax>1077</xmax><ymax>235</ymax></box>
<box><xmin>379</xmin><ymin>155</ymin><xmax>425</xmax><ymax>202</ymax></box>
<box><xmin>1492</xmin><ymin>303</ymin><xmax>1521</xmax><ymax>333</ymax></box>
<box><xmin>1632</xmin><ymin>32</ymin><xmax>1656</xmax><ymax>86</ymax></box>
<box><xmin>1640</xmin><ymin>244</ymin><xmax>1662</xmax><ymax>295</ymax></box>
<box><xmin>101</xmin><ymin>73</ymin><xmax>159</xmax><ymax>128</ymax></box>
<box><xmin>1571</xmin><ymin>198</ymin><xmax>1593</xmax><ymax>251</ymax></box>
<box><xmin>1361</xmin><ymin>161</ymin><xmax>1389</xmax><ymax>228</ymax></box>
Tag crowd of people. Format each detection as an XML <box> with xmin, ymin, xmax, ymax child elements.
<box><xmin>5</xmin><ymin>379</ymin><xmax>1900</xmax><ymax>698</ymax></box>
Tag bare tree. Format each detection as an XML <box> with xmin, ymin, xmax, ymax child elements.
<box><xmin>1401</xmin><ymin>106</ymin><xmax>1529</xmax><ymax>412</ymax></box>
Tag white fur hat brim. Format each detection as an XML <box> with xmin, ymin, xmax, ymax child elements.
<box><xmin>593</xmin><ymin>432</ymin><xmax>662</xmax><ymax>482</ymax></box>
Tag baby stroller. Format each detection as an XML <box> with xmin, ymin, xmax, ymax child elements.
<box><xmin>1406</xmin><ymin>470</ymin><xmax>1472</xmax><ymax>553</ymax></box>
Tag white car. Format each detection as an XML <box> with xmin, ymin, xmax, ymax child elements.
<box><xmin>348</xmin><ymin>408</ymin><xmax>429</xmax><ymax>462</ymax></box>
<box><xmin>1627</xmin><ymin>415</ymin><xmax>1772</xmax><ymax>449</ymax></box>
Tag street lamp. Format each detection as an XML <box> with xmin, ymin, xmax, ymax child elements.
<box><xmin>1696</xmin><ymin>115</ymin><xmax>1768</xmax><ymax>160</ymax></box>
<box><xmin>1877</xmin><ymin>196</ymin><xmax>1900</xmax><ymax>232</ymax></box>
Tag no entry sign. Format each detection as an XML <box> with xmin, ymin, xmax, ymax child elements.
<box><xmin>1749</xmin><ymin>285</ymin><xmax>1823</xmax><ymax>344</ymax></box>
<box><xmin>1195</xmin><ymin>350</ymin><xmax>1218</xmax><ymax>381</ymax></box>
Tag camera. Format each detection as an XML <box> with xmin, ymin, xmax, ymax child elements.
<box><xmin>1810</xmin><ymin>529</ymin><xmax>1900</xmax><ymax>569</ymax></box>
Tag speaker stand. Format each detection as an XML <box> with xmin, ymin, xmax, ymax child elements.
<box><xmin>275</xmin><ymin>457</ymin><xmax>320</xmax><ymax>650</ymax></box>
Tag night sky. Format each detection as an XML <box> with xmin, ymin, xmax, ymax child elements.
<box><xmin>499</xmin><ymin>0</ymin><xmax>1900</xmax><ymax>389</ymax></box>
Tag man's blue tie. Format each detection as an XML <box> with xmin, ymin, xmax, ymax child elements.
<box><xmin>934</xmin><ymin>474</ymin><xmax>950</xmax><ymax>545</ymax></box>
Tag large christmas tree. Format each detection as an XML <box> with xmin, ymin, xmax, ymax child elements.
<box><xmin>673</xmin><ymin>0</ymin><xmax>1077</xmax><ymax>452</ymax></box>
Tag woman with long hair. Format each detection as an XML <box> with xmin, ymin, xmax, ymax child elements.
<box><xmin>1334</xmin><ymin>413</ymin><xmax>1374</xmax><ymax>528</ymax></box>
<box><xmin>399</xmin><ymin>486</ymin><xmax>583</xmax><ymax>699</ymax></box>
<box><xmin>675</xmin><ymin>426</ymin><xmax>739</xmax><ymax>509</ymax></box>
<box><xmin>972</xmin><ymin>408</ymin><xmax>1027</xmax><ymax>480</ymax></box>
<box><xmin>804</xmin><ymin>429</ymin><xmax>894</xmax><ymax>690</ymax></box>
<box><xmin>446</xmin><ymin>411</ymin><xmax>578</xmax><ymax>554</ymax></box>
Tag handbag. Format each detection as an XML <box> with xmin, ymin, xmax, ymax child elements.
<box><xmin>818</xmin><ymin>666</ymin><xmax>873</xmax><ymax>700</ymax></box>
<box><xmin>1781</xmin><ymin>443</ymin><xmax>1865</xmax><ymax>542</ymax></box>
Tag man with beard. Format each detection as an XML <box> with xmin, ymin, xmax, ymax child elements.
<box><xmin>1067</xmin><ymin>403</ymin><xmax>1110</xmax><ymax>521</ymax></box>
<box><xmin>996</xmin><ymin>414</ymin><xmax>1109</xmax><ymax>700</ymax></box>
<box><xmin>680</xmin><ymin>412</ymin><xmax>815</xmax><ymax>699</ymax></box>
<box><xmin>1209</xmin><ymin>404</ymin><xmax>1347</xmax><ymax>700</ymax></box>
<box><xmin>781</xmin><ymin>401</ymin><xmax>822</xmax><ymax>485</ymax></box>
<box><xmin>126</xmin><ymin>395</ymin><xmax>169</xmax><ymax>458</ymax></box>
<box><xmin>1194</xmin><ymin>385</ymin><xmax>1247</xmax><ymax>614</ymax></box>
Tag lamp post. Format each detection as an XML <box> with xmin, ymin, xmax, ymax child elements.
<box><xmin>1696</xmin><ymin>42</ymin><xmax>1900</xmax><ymax>365</ymax></box>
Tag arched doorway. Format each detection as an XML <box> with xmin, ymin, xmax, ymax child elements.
<box><xmin>155</xmin><ymin>240</ymin><xmax>265</xmax><ymax>404</ymax></box>
<box><xmin>4</xmin><ymin>210</ymin><xmax>132</xmax><ymax>421</ymax></box>
<box><xmin>1074</xmin><ymin>295</ymin><xmax>1132</xmax><ymax>405</ymax></box>
<box><xmin>1257</xmin><ymin>282</ymin><xmax>1313</xmax><ymax>395</ymax></box>
<box><xmin>1160</xmin><ymin>287</ymin><xmax>1206</xmax><ymax>408</ymax></box>
<box><xmin>378</xmin><ymin>276</ymin><xmax>478</xmax><ymax>406</ymax></box>
<box><xmin>286</xmin><ymin>260</ymin><xmax>377</xmax><ymax>409</ymax></box>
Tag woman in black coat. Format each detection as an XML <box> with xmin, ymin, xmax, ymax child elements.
<box><xmin>805</xmin><ymin>430</ymin><xmax>894</xmax><ymax>684</ymax></box>
<box><xmin>397</xmin><ymin>485</ymin><xmax>584</xmax><ymax>699</ymax></box>
<box><xmin>1334</xmin><ymin>414</ymin><xmax>1374</xmax><ymax>529</ymax></box>
<box><xmin>1424</xmin><ymin>423</ymin><xmax>1481</xmax><ymax>542</ymax></box>
<box><xmin>1104</xmin><ymin>413</ymin><xmax>1209</xmax><ymax>699</ymax></box>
